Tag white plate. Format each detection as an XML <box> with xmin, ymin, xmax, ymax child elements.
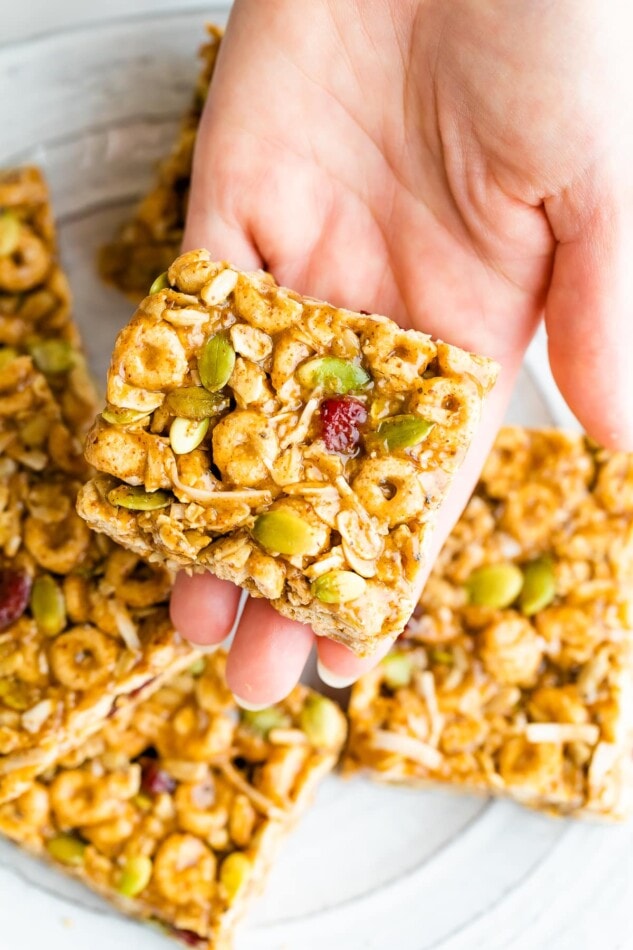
<box><xmin>0</xmin><ymin>11</ymin><xmax>630</xmax><ymax>950</ymax></box>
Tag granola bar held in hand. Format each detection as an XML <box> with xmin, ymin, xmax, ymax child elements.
<box><xmin>0</xmin><ymin>356</ymin><xmax>195</xmax><ymax>804</ymax></box>
<box><xmin>345</xmin><ymin>428</ymin><xmax>633</xmax><ymax>818</ymax></box>
<box><xmin>98</xmin><ymin>25</ymin><xmax>223</xmax><ymax>298</ymax></box>
<box><xmin>78</xmin><ymin>251</ymin><xmax>498</xmax><ymax>653</ymax></box>
<box><xmin>0</xmin><ymin>653</ymin><xmax>346</xmax><ymax>947</ymax></box>
<box><xmin>0</xmin><ymin>165</ymin><xmax>97</xmax><ymax>434</ymax></box>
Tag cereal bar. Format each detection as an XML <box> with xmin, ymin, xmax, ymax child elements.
<box><xmin>98</xmin><ymin>26</ymin><xmax>223</xmax><ymax>298</ymax></box>
<box><xmin>345</xmin><ymin>428</ymin><xmax>633</xmax><ymax>818</ymax></box>
<box><xmin>0</xmin><ymin>355</ymin><xmax>195</xmax><ymax>804</ymax></box>
<box><xmin>0</xmin><ymin>652</ymin><xmax>347</xmax><ymax>947</ymax></box>
<box><xmin>77</xmin><ymin>250</ymin><xmax>498</xmax><ymax>654</ymax></box>
<box><xmin>0</xmin><ymin>165</ymin><xmax>97</xmax><ymax>434</ymax></box>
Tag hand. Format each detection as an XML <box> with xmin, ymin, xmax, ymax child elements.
<box><xmin>172</xmin><ymin>0</ymin><xmax>633</xmax><ymax>705</ymax></box>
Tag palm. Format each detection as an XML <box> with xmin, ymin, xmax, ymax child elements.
<box><xmin>175</xmin><ymin>0</ymin><xmax>633</xmax><ymax>704</ymax></box>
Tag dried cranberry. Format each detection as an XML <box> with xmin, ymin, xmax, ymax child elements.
<box><xmin>0</xmin><ymin>569</ymin><xmax>32</xmax><ymax>631</ymax></box>
<box><xmin>140</xmin><ymin>758</ymin><xmax>177</xmax><ymax>795</ymax></box>
<box><xmin>320</xmin><ymin>397</ymin><xmax>367</xmax><ymax>454</ymax></box>
<box><xmin>170</xmin><ymin>928</ymin><xmax>206</xmax><ymax>947</ymax></box>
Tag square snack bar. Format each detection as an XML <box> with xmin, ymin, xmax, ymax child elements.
<box><xmin>98</xmin><ymin>25</ymin><xmax>222</xmax><ymax>298</ymax></box>
<box><xmin>0</xmin><ymin>165</ymin><xmax>97</xmax><ymax>434</ymax></box>
<box><xmin>78</xmin><ymin>250</ymin><xmax>498</xmax><ymax>653</ymax></box>
<box><xmin>345</xmin><ymin>428</ymin><xmax>633</xmax><ymax>818</ymax></box>
<box><xmin>0</xmin><ymin>355</ymin><xmax>196</xmax><ymax>804</ymax></box>
<box><xmin>0</xmin><ymin>653</ymin><xmax>347</xmax><ymax>948</ymax></box>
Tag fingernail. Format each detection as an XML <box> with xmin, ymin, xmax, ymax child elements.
<box><xmin>232</xmin><ymin>694</ymin><xmax>272</xmax><ymax>712</ymax></box>
<box><xmin>193</xmin><ymin>641</ymin><xmax>223</xmax><ymax>654</ymax></box>
<box><xmin>316</xmin><ymin>659</ymin><xmax>357</xmax><ymax>690</ymax></box>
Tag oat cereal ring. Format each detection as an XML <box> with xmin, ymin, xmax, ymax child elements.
<box><xmin>104</xmin><ymin>549</ymin><xmax>171</xmax><ymax>608</ymax></box>
<box><xmin>175</xmin><ymin>780</ymin><xmax>225</xmax><ymax>837</ymax></box>
<box><xmin>361</xmin><ymin>323</ymin><xmax>435</xmax><ymax>391</ymax></box>
<box><xmin>212</xmin><ymin>409</ymin><xmax>278</xmax><ymax>486</ymax></box>
<box><xmin>153</xmin><ymin>833</ymin><xmax>216</xmax><ymax>904</ymax></box>
<box><xmin>50</xmin><ymin>767</ymin><xmax>139</xmax><ymax>827</ymax></box>
<box><xmin>163</xmin><ymin>702</ymin><xmax>235</xmax><ymax>762</ymax></box>
<box><xmin>24</xmin><ymin>508</ymin><xmax>92</xmax><ymax>573</ymax></box>
<box><xmin>0</xmin><ymin>166</ymin><xmax>49</xmax><ymax>207</ymax></box>
<box><xmin>81</xmin><ymin>804</ymin><xmax>139</xmax><ymax>853</ymax></box>
<box><xmin>0</xmin><ymin>227</ymin><xmax>51</xmax><ymax>293</ymax></box>
<box><xmin>352</xmin><ymin>457</ymin><xmax>425</xmax><ymax>527</ymax></box>
<box><xmin>232</xmin><ymin>272</ymin><xmax>301</xmax><ymax>334</ymax></box>
<box><xmin>0</xmin><ymin>783</ymin><xmax>49</xmax><ymax>840</ymax></box>
<box><xmin>115</xmin><ymin>320</ymin><xmax>189</xmax><ymax>393</ymax></box>
<box><xmin>49</xmin><ymin>625</ymin><xmax>119</xmax><ymax>691</ymax></box>
<box><xmin>412</xmin><ymin>376</ymin><xmax>479</xmax><ymax>429</ymax></box>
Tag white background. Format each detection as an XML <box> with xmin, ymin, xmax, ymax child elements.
<box><xmin>1</xmin><ymin>0</ymin><xmax>223</xmax><ymax>44</ymax></box>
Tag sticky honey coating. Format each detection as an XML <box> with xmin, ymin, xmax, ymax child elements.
<box><xmin>0</xmin><ymin>165</ymin><xmax>98</xmax><ymax>434</ymax></box>
<box><xmin>98</xmin><ymin>25</ymin><xmax>223</xmax><ymax>299</ymax></box>
<box><xmin>0</xmin><ymin>356</ymin><xmax>194</xmax><ymax>804</ymax></box>
<box><xmin>78</xmin><ymin>250</ymin><xmax>498</xmax><ymax>653</ymax></box>
<box><xmin>0</xmin><ymin>652</ymin><xmax>346</xmax><ymax>946</ymax></box>
<box><xmin>345</xmin><ymin>428</ymin><xmax>633</xmax><ymax>819</ymax></box>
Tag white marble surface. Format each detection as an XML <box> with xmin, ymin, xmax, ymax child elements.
<box><xmin>2</xmin><ymin>0</ymin><xmax>225</xmax><ymax>45</ymax></box>
<box><xmin>0</xmin><ymin>7</ymin><xmax>629</xmax><ymax>950</ymax></box>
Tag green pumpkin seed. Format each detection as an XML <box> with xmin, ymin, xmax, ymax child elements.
<box><xmin>164</xmin><ymin>387</ymin><xmax>229</xmax><ymax>420</ymax></box>
<box><xmin>29</xmin><ymin>340</ymin><xmax>74</xmax><ymax>375</ymax></box>
<box><xmin>520</xmin><ymin>557</ymin><xmax>556</xmax><ymax>616</ymax></box>
<box><xmin>381</xmin><ymin>652</ymin><xmax>413</xmax><ymax>689</ymax></box>
<box><xmin>0</xmin><ymin>347</ymin><xmax>18</xmax><ymax>371</ymax></box>
<box><xmin>373</xmin><ymin>414</ymin><xmax>434</xmax><ymax>451</ymax></box>
<box><xmin>107</xmin><ymin>485</ymin><xmax>172</xmax><ymax>511</ymax></box>
<box><xmin>220</xmin><ymin>853</ymin><xmax>252</xmax><ymax>903</ymax></box>
<box><xmin>198</xmin><ymin>331</ymin><xmax>236</xmax><ymax>392</ymax></box>
<box><xmin>241</xmin><ymin>705</ymin><xmax>290</xmax><ymax>737</ymax></box>
<box><xmin>311</xmin><ymin>570</ymin><xmax>366</xmax><ymax>604</ymax></box>
<box><xmin>295</xmin><ymin>357</ymin><xmax>370</xmax><ymax>394</ymax></box>
<box><xmin>101</xmin><ymin>407</ymin><xmax>151</xmax><ymax>425</ymax></box>
<box><xmin>169</xmin><ymin>416</ymin><xmax>209</xmax><ymax>454</ymax></box>
<box><xmin>0</xmin><ymin>212</ymin><xmax>21</xmax><ymax>257</ymax></box>
<box><xmin>117</xmin><ymin>855</ymin><xmax>153</xmax><ymax>898</ymax></box>
<box><xmin>0</xmin><ymin>679</ymin><xmax>30</xmax><ymax>711</ymax></box>
<box><xmin>299</xmin><ymin>694</ymin><xmax>344</xmax><ymax>747</ymax></box>
<box><xmin>253</xmin><ymin>510</ymin><xmax>318</xmax><ymax>556</ymax></box>
<box><xmin>149</xmin><ymin>271</ymin><xmax>170</xmax><ymax>294</ymax></box>
<box><xmin>47</xmin><ymin>834</ymin><xmax>86</xmax><ymax>866</ymax></box>
<box><xmin>188</xmin><ymin>658</ymin><xmax>206</xmax><ymax>677</ymax></box>
<box><xmin>31</xmin><ymin>575</ymin><xmax>66</xmax><ymax>637</ymax></box>
<box><xmin>465</xmin><ymin>563</ymin><xmax>524</xmax><ymax>609</ymax></box>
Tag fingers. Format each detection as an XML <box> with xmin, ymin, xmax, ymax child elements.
<box><xmin>544</xmin><ymin>171</ymin><xmax>633</xmax><ymax>449</ymax></box>
<box><xmin>316</xmin><ymin>635</ymin><xmax>397</xmax><ymax>689</ymax></box>
<box><xmin>170</xmin><ymin>572</ymin><xmax>241</xmax><ymax>646</ymax></box>
<box><xmin>226</xmin><ymin>599</ymin><xmax>314</xmax><ymax>708</ymax></box>
<box><xmin>182</xmin><ymin>29</ymin><xmax>261</xmax><ymax>267</ymax></box>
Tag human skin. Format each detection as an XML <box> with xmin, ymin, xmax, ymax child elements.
<box><xmin>171</xmin><ymin>0</ymin><xmax>633</xmax><ymax>706</ymax></box>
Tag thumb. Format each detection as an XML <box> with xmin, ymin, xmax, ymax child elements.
<box><xmin>544</xmin><ymin>170</ymin><xmax>633</xmax><ymax>450</ymax></box>
<box><xmin>183</xmin><ymin>85</ymin><xmax>261</xmax><ymax>270</ymax></box>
